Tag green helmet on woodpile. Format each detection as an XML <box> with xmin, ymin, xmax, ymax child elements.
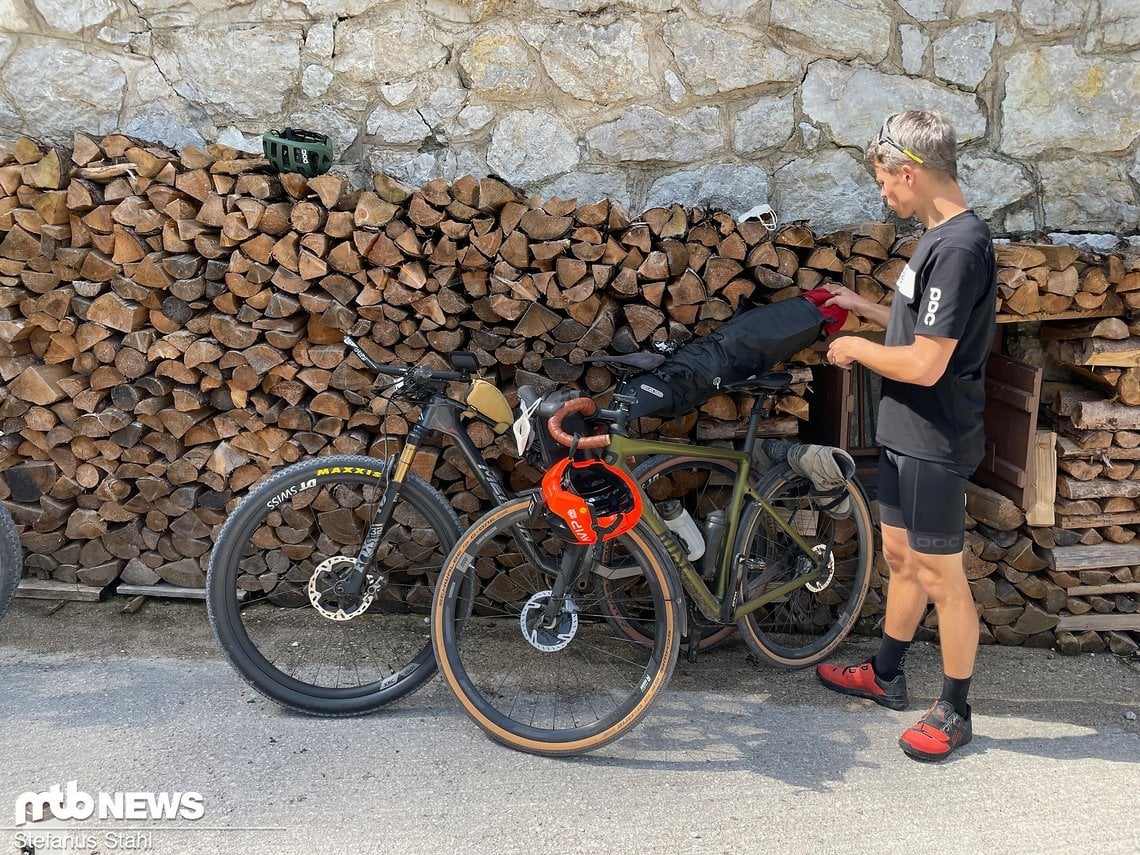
<box><xmin>262</xmin><ymin>127</ymin><xmax>333</xmax><ymax>178</ymax></box>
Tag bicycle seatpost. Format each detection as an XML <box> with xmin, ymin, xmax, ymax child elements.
<box><xmin>742</xmin><ymin>393</ymin><xmax>775</xmax><ymax>451</ymax></box>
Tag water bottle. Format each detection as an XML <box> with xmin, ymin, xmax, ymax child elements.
<box><xmin>660</xmin><ymin>499</ymin><xmax>705</xmax><ymax>561</ymax></box>
<box><xmin>701</xmin><ymin>509</ymin><xmax>728</xmax><ymax>580</ymax></box>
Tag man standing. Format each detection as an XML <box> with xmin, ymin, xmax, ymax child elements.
<box><xmin>816</xmin><ymin>111</ymin><xmax>997</xmax><ymax>762</ymax></box>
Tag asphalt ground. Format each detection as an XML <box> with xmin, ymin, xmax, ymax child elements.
<box><xmin>1</xmin><ymin>597</ymin><xmax>1137</xmax><ymax>855</ymax></box>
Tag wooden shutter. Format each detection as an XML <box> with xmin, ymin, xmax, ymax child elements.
<box><xmin>974</xmin><ymin>352</ymin><xmax>1043</xmax><ymax>509</ymax></box>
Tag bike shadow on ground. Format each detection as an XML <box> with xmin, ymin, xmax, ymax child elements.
<box><xmin>538</xmin><ymin>645</ymin><xmax>884</xmax><ymax>791</ymax></box>
<box><xmin>553</xmin><ymin>637</ymin><xmax>1140</xmax><ymax>784</ymax></box>
<box><xmin>581</xmin><ymin>696</ymin><xmax>883</xmax><ymax>792</ymax></box>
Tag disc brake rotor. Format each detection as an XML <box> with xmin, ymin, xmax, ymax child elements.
<box><xmin>519</xmin><ymin>590</ymin><xmax>579</xmax><ymax>652</ymax></box>
<box><xmin>805</xmin><ymin>543</ymin><xmax>836</xmax><ymax>593</ymax></box>
<box><xmin>308</xmin><ymin>556</ymin><xmax>377</xmax><ymax>621</ymax></box>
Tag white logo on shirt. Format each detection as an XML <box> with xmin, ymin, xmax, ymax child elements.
<box><xmin>924</xmin><ymin>286</ymin><xmax>942</xmax><ymax>326</ymax></box>
<box><xmin>896</xmin><ymin>264</ymin><xmax>916</xmax><ymax>299</ymax></box>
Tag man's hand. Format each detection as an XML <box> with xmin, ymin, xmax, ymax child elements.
<box><xmin>827</xmin><ymin>335</ymin><xmax>862</xmax><ymax>369</ymax></box>
<box><xmin>823</xmin><ymin>285</ymin><xmax>871</xmax><ymax>316</ymax></box>
<box><xmin>823</xmin><ymin>285</ymin><xmax>891</xmax><ymax>329</ymax></box>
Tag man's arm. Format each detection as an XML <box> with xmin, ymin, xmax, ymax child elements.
<box><xmin>828</xmin><ymin>334</ymin><xmax>956</xmax><ymax>387</ymax></box>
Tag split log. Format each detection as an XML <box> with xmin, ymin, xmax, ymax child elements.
<box><xmin>1071</xmin><ymin>400</ymin><xmax>1140</xmax><ymax>431</ymax></box>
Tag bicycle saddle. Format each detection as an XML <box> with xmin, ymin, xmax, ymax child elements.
<box><xmin>720</xmin><ymin>371</ymin><xmax>793</xmax><ymax>393</ymax></box>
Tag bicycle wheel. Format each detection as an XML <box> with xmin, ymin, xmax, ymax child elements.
<box><xmin>734</xmin><ymin>461</ymin><xmax>873</xmax><ymax>668</ymax></box>
<box><xmin>432</xmin><ymin>495</ymin><xmax>682</xmax><ymax>756</ymax></box>
<box><xmin>206</xmin><ymin>454</ymin><xmax>463</xmax><ymax>715</ymax></box>
<box><xmin>597</xmin><ymin>455</ymin><xmax>744</xmax><ymax>652</ymax></box>
<box><xmin>0</xmin><ymin>503</ymin><xmax>22</xmax><ymax>621</ymax></box>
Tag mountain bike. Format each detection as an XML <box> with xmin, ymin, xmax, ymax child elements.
<box><xmin>0</xmin><ymin>501</ymin><xmax>21</xmax><ymax>621</ymax></box>
<box><xmin>206</xmin><ymin>339</ymin><xmax>729</xmax><ymax>716</ymax></box>
<box><xmin>431</xmin><ymin>359</ymin><xmax>874</xmax><ymax>755</ymax></box>
<box><xmin>206</xmin><ymin>337</ymin><xmax>507</xmax><ymax>715</ymax></box>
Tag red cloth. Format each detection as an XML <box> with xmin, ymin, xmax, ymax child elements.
<box><xmin>801</xmin><ymin>287</ymin><xmax>848</xmax><ymax>336</ymax></box>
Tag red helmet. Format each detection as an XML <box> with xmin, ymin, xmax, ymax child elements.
<box><xmin>541</xmin><ymin>457</ymin><xmax>643</xmax><ymax>544</ymax></box>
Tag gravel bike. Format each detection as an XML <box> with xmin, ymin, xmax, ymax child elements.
<box><xmin>431</xmin><ymin>357</ymin><xmax>874</xmax><ymax>755</ymax></box>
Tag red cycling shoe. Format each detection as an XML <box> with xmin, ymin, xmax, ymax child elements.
<box><xmin>816</xmin><ymin>660</ymin><xmax>908</xmax><ymax>710</ymax></box>
<box><xmin>899</xmin><ymin>700</ymin><xmax>972</xmax><ymax>762</ymax></box>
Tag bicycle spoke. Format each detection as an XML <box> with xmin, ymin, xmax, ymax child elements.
<box><xmin>736</xmin><ymin>465</ymin><xmax>873</xmax><ymax>668</ymax></box>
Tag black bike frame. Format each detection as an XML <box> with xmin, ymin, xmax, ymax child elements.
<box><xmin>349</xmin><ymin>392</ymin><xmax>555</xmax><ymax>595</ymax></box>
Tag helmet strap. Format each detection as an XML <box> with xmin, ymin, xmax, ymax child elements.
<box><xmin>594</xmin><ymin>517</ymin><xmax>622</xmax><ymax>539</ymax></box>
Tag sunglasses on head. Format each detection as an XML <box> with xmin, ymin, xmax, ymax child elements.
<box><xmin>876</xmin><ymin>116</ymin><xmax>924</xmax><ymax>164</ymax></box>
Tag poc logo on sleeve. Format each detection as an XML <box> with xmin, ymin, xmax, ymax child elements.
<box><xmin>924</xmin><ymin>287</ymin><xmax>942</xmax><ymax>325</ymax></box>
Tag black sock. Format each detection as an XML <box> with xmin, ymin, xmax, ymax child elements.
<box><xmin>940</xmin><ymin>675</ymin><xmax>972</xmax><ymax>719</ymax></box>
<box><xmin>871</xmin><ymin>633</ymin><xmax>911</xmax><ymax>682</ymax></box>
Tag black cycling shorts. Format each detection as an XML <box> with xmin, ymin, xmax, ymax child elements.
<box><xmin>877</xmin><ymin>448</ymin><xmax>970</xmax><ymax>555</ymax></box>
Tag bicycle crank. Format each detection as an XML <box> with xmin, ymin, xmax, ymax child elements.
<box><xmin>804</xmin><ymin>544</ymin><xmax>836</xmax><ymax>593</ymax></box>
<box><xmin>519</xmin><ymin>590</ymin><xmax>579</xmax><ymax>652</ymax></box>
<box><xmin>308</xmin><ymin>556</ymin><xmax>382</xmax><ymax>621</ymax></box>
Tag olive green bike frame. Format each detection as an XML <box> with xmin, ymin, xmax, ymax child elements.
<box><xmin>599</xmin><ymin>432</ymin><xmax>829</xmax><ymax>626</ymax></box>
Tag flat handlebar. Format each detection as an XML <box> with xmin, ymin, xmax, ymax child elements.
<box><xmin>343</xmin><ymin>336</ymin><xmax>467</xmax><ymax>382</ymax></box>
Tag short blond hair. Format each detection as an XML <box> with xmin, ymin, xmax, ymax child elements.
<box><xmin>866</xmin><ymin>111</ymin><xmax>958</xmax><ymax>180</ymax></box>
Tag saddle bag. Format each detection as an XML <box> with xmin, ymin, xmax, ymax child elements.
<box><xmin>622</xmin><ymin>296</ymin><xmax>829</xmax><ymax>420</ymax></box>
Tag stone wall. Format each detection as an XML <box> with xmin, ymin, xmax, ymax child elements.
<box><xmin>1</xmin><ymin>0</ymin><xmax>1138</xmax><ymax>235</ymax></box>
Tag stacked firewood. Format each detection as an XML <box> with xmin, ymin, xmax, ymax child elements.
<box><xmin>2</xmin><ymin>132</ymin><xmax>864</xmax><ymax>594</ymax></box>
<box><xmin>1043</xmin><ymin>318</ymin><xmax>1140</xmax><ymax>407</ymax></box>
<box><xmin>961</xmin><ymin>488</ymin><xmax>1061</xmax><ymax>649</ymax></box>
<box><xmin>1040</xmin><ymin>358</ymin><xmax>1140</xmax><ymax>550</ymax></box>
<box><xmin>994</xmin><ymin>242</ymin><xmax>1129</xmax><ymax>318</ymax></box>
<box><xmin>1031</xmin><ymin>377</ymin><xmax>1140</xmax><ymax>655</ymax></box>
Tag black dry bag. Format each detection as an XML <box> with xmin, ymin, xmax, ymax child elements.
<box><xmin>622</xmin><ymin>297</ymin><xmax>826</xmax><ymax>419</ymax></box>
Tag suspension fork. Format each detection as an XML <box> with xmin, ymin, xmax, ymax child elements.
<box><xmin>336</xmin><ymin>407</ymin><xmax>438</xmax><ymax>598</ymax></box>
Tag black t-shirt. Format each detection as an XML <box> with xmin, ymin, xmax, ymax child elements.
<box><xmin>876</xmin><ymin>210</ymin><xmax>997</xmax><ymax>473</ymax></box>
